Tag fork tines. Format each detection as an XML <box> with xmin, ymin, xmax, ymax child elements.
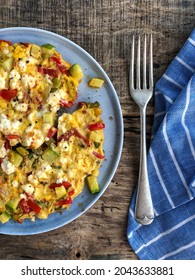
<box><xmin>130</xmin><ymin>34</ymin><xmax>153</xmax><ymax>91</ymax></box>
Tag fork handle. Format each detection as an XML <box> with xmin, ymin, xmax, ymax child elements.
<box><xmin>135</xmin><ymin>106</ymin><xmax>154</xmax><ymax>225</ymax></box>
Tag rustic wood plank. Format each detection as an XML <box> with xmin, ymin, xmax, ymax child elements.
<box><xmin>0</xmin><ymin>0</ymin><xmax>194</xmax><ymax>260</ymax></box>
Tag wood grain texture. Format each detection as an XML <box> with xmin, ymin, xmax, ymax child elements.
<box><xmin>0</xmin><ymin>0</ymin><xmax>194</xmax><ymax>260</ymax></box>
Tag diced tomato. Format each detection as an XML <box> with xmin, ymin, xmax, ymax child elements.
<box><xmin>27</xmin><ymin>199</ymin><xmax>41</xmax><ymax>214</ymax></box>
<box><xmin>88</xmin><ymin>123</ymin><xmax>105</xmax><ymax>131</ymax></box>
<box><xmin>92</xmin><ymin>151</ymin><xmax>105</xmax><ymax>159</ymax></box>
<box><xmin>60</xmin><ymin>99</ymin><xmax>74</xmax><ymax>108</ymax></box>
<box><xmin>47</xmin><ymin>127</ymin><xmax>57</xmax><ymax>138</ymax></box>
<box><xmin>0</xmin><ymin>40</ymin><xmax>12</xmax><ymax>45</ymax></box>
<box><xmin>20</xmin><ymin>199</ymin><xmax>31</xmax><ymax>214</ymax></box>
<box><xmin>49</xmin><ymin>181</ymin><xmax>72</xmax><ymax>190</ymax></box>
<box><xmin>5</xmin><ymin>134</ymin><xmax>20</xmax><ymax>140</ymax></box>
<box><xmin>0</xmin><ymin>89</ymin><xmax>17</xmax><ymax>101</ymax></box>
<box><xmin>55</xmin><ymin>197</ymin><xmax>72</xmax><ymax>206</ymax></box>
<box><xmin>38</xmin><ymin>66</ymin><xmax>58</xmax><ymax>77</ymax></box>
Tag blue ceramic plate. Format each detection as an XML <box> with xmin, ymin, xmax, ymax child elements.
<box><xmin>0</xmin><ymin>27</ymin><xmax>123</xmax><ymax>235</ymax></box>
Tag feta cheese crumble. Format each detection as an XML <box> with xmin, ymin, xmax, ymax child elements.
<box><xmin>1</xmin><ymin>158</ymin><xmax>15</xmax><ymax>175</ymax></box>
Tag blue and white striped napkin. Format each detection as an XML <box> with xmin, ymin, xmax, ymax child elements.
<box><xmin>127</xmin><ymin>29</ymin><xmax>195</xmax><ymax>260</ymax></box>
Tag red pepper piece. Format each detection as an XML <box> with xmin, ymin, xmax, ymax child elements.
<box><xmin>58</xmin><ymin>65</ymin><xmax>69</xmax><ymax>75</ymax></box>
<box><xmin>78</xmin><ymin>102</ymin><xmax>87</xmax><ymax>108</ymax></box>
<box><xmin>51</xmin><ymin>56</ymin><xmax>69</xmax><ymax>75</ymax></box>
<box><xmin>48</xmin><ymin>183</ymin><xmax>59</xmax><ymax>189</ymax></box>
<box><xmin>62</xmin><ymin>181</ymin><xmax>72</xmax><ymax>188</ymax></box>
<box><xmin>47</xmin><ymin>127</ymin><xmax>57</xmax><ymax>138</ymax></box>
<box><xmin>49</xmin><ymin>181</ymin><xmax>72</xmax><ymax>189</ymax></box>
<box><xmin>27</xmin><ymin>199</ymin><xmax>41</xmax><ymax>214</ymax></box>
<box><xmin>88</xmin><ymin>123</ymin><xmax>105</xmax><ymax>131</ymax></box>
<box><xmin>92</xmin><ymin>151</ymin><xmax>105</xmax><ymax>159</ymax></box>
<box><xmin>36</xmin><ymin>96</ymin><xmax>43</xmax><ymax>109</ymax></box>
<box><xmin>20</xmin><ymin>42</ymin><xmax>29</xmax><ymax>47</ymax></box>
<box><xmin>0</xmin><ymin>40</ymin><xmax>12</xmax><ymax>45</ymax></box>
<box><xmin>68</xmin><ymin>190</ymin><xmax>75</xmax><ymax>196</ymax></box>
<box><xmin>20</xmin><ymin>199</ymin><xmax>31</xmax><ymax>214</ymax></box>
<box><xmin>4</xmin><ymin>140</ymin><xmax>11</xmax><ymax>150</ymax></box>
<box><xmin>5</xmin><ymin>134</ymin><xmax>20</xmax><ymax>140</ymax></box>
<box><xmin>60</xmin><ymin>99</ymin><xmax>74</xmax><ymax>108</ymax></box>
<box><xmin>55</xmin><ymin>197</ymin><xmax>72</xmax><ymax>206</ymax></box>
<box><xmin>58</xmin><ymin>129</ymin><xmax>76</xmax><ymax>142</ymax></box>
<box><xmin>0</xmin><ymin>89</ymin><xmax>17</xmax><ymax>101</ymax></box>
<box><xmin>17</xmin><ymin>218</ymin><xmax>23</xmax><ymax>224</ymax></box>
<box><xmin>74</xmin><ymin>129</ymin><xmax>90</xmax><ymax>146</ymax></box>
<box><xmin>51</xmin><ymin>56</ymin><xmax>61</xmax><ymax>65</ymax></box>
<box><xmin>38</xmin><ymin>66</ymin><xmax>58</xmax><ymax>77</ymax></box>
<box><xmin>58</xmin><ymin>128</ymin><xmax>90</xmax><ymax>146</ymax></box>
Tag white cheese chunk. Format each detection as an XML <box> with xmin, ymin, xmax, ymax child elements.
<box><xmin>47</xmin><ymin>92</ymin><xmax>61</xmax><ymax>109</ymax></box>
<box><xmin>0</xmin><ymin>141</ymin><xmax>7</xmax><ymax>158</ymax></box>
<box><xmin>9</xmin><ymin>69</ymin><xmax>21</xmax><ymax>89</ymax></box>
<box><xmin>17</xmin><ymin>91</ymin><xmax>25</xmax><ymax>101</ymax></box>
<box><xmin>59</xmin><ymin>157</ymin><xmax>68</xmax><ymax>165</ymax></box>
<box><xmin>23</xmin><ymin>126</ymin><xmax>45</xmax><ymax>149</ymax></box>
<box><xmin>12</xmin><ymin>180</ymin><xmax>19</xmax><ymax>188</ymax></box>
<box><xmin>58</xmin><ymin>140</ymin><xmax>69</xmax><ymax>151</ymax></box>
<box><xmin>20</xmin><ymin>193</ymin><xmax>27</xmax><ymax>200</ymax></box>
<box><xmin>11</xmin><ymin>101</ymin><xmax>28</xmax><ymax>112</ymax></box>
<box><xmin>0</xmin><ymin>114</ymin><xmax>21</xmax><ymax>135</ymax></box>
<box><xmin>42</xmin><ymin>123</ymin><xmax>51</xmax><ymax>135</ymax></box>
<box><xmin>28</xmin><ymin>174</ymin><xmax>39</xmax><ymax>185</ymax></box>
<box><xmin>18</xmin><ymin>60</ymin><xmax>27</xmax><ymax>71</ymax></box>
<box><xmin>36</xmin><ymin>163</ymin><xmax>52</xmax><ymax>180</ymax></box>
<box><xmin>2</xmin><ymin>48</ymin><xmax>9</xmax><ymax>55</ymax></box>
<box><xmin>15</xmin><ymin>103</ymin><xmax>28</xmax><ymax>112</ymax></box>
<box><xmin>1</xmin><ymin>158</ymin><xmax>15</xmax><ymax>175</ymax></box>
<box><xmin>21</xmin><ymin>184</ymin><xmax>34</xmax><ymax>195</ymax></box>
<box><xmin>21</xmin><ymin>74</ymin><xmax>36</xmax><ymax>89</ymax></box>
<box><xmin>27</xmin><ymin>111</ymin><xmax>37</xmax><ymax>123</ymax></box>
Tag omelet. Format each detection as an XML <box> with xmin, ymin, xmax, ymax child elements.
<box><xmin>0</xmin><ymin>40</ymin><xmax>105</xmax><ymax>224</ymax></box>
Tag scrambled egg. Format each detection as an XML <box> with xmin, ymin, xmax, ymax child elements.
<box><xmin>0</xmin><ymin>41</ymin><xmax>105</xmax><ymax>224</ymax></box>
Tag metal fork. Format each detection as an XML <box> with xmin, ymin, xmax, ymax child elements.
<box><xmin>129</xmin><ymin>34</ymin><xmax>154</xmax><ymax>225</ymax></box>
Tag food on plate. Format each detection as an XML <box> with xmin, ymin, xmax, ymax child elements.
<box><xmin>0</xmin><ymin>40</ymin><xmax>105</xmax><ymax>224</ymax></box>
<box><xmin>69</xmin><ymin>64</ymin><xmax>83</xmax><ymax>81</ymax></box>
<box><xmin>88</xmin><ymin>77</ymin><xmax>104</xmax><ymax>88</ymax></box>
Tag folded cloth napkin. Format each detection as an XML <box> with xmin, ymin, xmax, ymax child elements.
<box><xmin>127</xmin><ymin>29</ymin><xmax>195</xmax><ymax>260</ymax></box>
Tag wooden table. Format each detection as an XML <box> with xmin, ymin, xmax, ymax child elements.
<box><xmin>0</xmin><ymin>0</ymin><xmax>194</xmax><ymax>260</ymax></box>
